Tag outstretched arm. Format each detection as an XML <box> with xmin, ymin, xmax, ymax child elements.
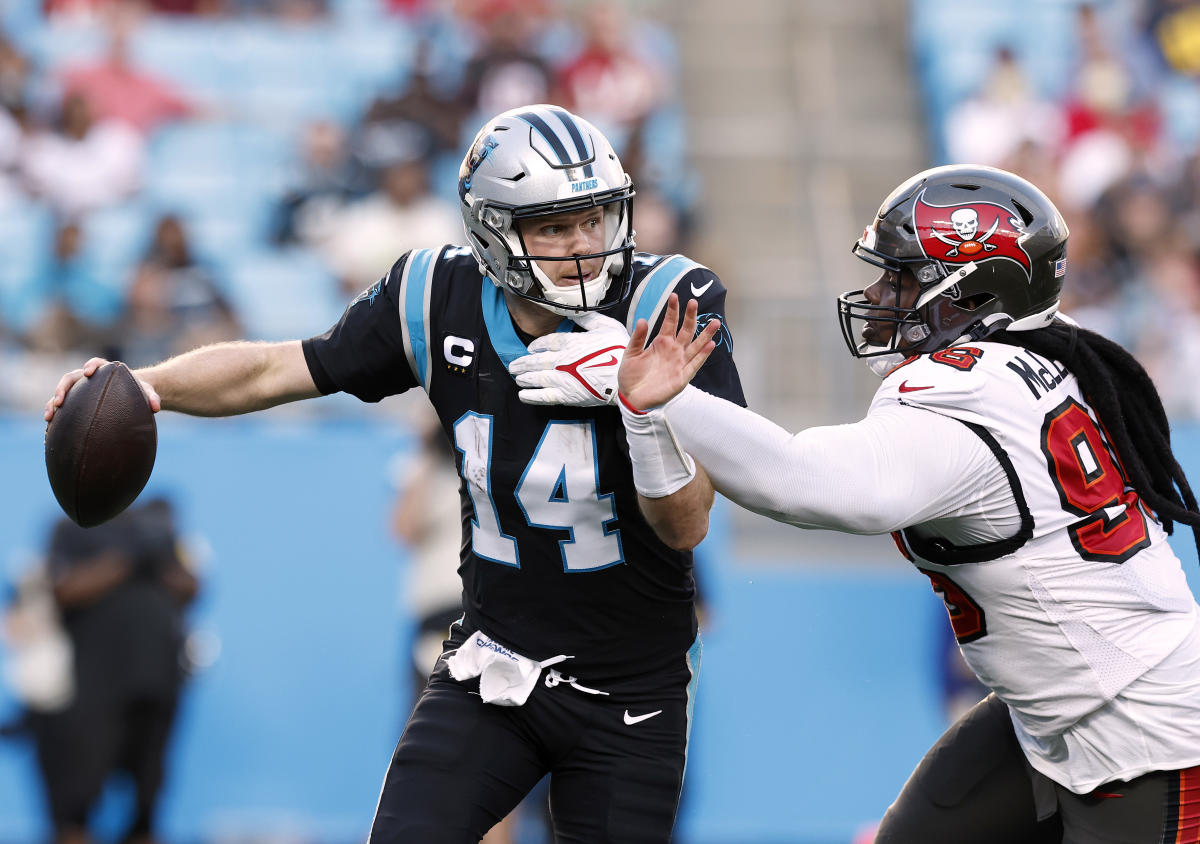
<box><xmin>45</xmin><ymin>340</ymin><xmax>321</xmax><ymax>422</ymax></box>
<box><xmin>619</xmin><ymin>294</ymin><xmax>720</xmax><ymax>411</ymax></box>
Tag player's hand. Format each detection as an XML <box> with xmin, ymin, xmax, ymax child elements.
<box><xmin>620</xmin><ymin>294</ymin><xmax>719</xmax><ymax>411</ymax></box>
<box><xmin>44</xmin><ymin>358</ymin><xmax>162</xmax><ymax>422</ymax></box>
<box><xmin>509</xmin><ymin>311</ymin><xmax>629</xmax><ymax>406</ymax></box>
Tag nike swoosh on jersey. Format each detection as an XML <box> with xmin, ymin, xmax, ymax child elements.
<box><xmin>690</xmin><ymin>279</ymin><xmax>714</xmax><ymax>297</ymax></box>
<box><xmin>898</xmin><ymin>381</ymin><xmax>935</xmax><ymax>393</ymax></box>
<box><xmin>623</xmin><ymin>709</ymin><xmax>663</xmax><ymax>725</ymax></box>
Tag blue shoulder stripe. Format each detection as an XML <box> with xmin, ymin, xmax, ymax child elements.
<box><xmin>400</xmin><ymin>248</ymin><xmax>436</xmax><ymax>389</ymax></box>
<box><xmin>626</xmin><ymin>255</ymin><xmax>702</xmax><ymax>336</ymax></box>
<box><xmin>481</xmin><ymin>282</ymin><xmax>573</xmax><ymax>373</ymax></box>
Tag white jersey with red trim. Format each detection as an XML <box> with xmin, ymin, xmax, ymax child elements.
<box><xmin>871</xmin><ymin>341</ymin><xmax>1200</xmax><ymax>791</ymax></box>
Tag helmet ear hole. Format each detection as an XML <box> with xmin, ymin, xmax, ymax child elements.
<box><xmin>955</xmin><ymin>293</ymin><xmax>996</xmax><ymax>312</ymax></box>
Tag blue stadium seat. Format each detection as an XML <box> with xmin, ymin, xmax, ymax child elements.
<box><xmin>224</xmin><ymin>247</ymin><xmax>344</xmax><ymax>342</ymax></box>
<box><xmin>23</xmin><ymin>20</ymin><xmax>107</xmax><ymax>72</ymax></box>
<box><xmin>1</xmin><ymin>0</ymin><xmax>44</xmax><ymax>50</ymax></box>
<box><xmin>129</xmin><ymin>19</ymin><xmax>238</xmax><ymax>104</ymax></box>
<box><xmin>1160</xmin><ymin>74</ymin><xmax>1200</xmax><ymax>151</ymax></box>
<box><xmin>218</xmin><ymin>23</ymin><xmax>368</xmax><ymax>127</ymax></box>
<box><xmin>0</xmin><ymin>200</ymin><xmax>56</xmax><ymax>331</ymax></box>
<box><xmin>144</xmin><ymin>121</ymin><xmax>294</xmax><ymax>220</ymax></box>
<box><xmin>79</xmin><ymin>201</ymin><xmax>154</xmax><ymax>296</ymax></box>
<box><xmin>330</xmin><ymin>20</ymin><xmax>415</xmax><ymax>95</ymax></box>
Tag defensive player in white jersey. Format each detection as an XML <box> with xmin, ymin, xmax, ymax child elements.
<box><xmin>513</xmin><ymin>165</ymin><xmax>1200</xmax><ymax>843</ymax></box>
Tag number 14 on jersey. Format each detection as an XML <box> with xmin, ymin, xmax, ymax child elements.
<box><xmin>453</xmin><ymin>413</ymin><xmax>624</xmax><ymax>572</ymax></box>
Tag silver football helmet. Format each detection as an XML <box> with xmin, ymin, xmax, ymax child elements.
<box><xmin>458</xmin><ymin>104</ymin><xmax>635</xmax><ymax>314</ymax></box>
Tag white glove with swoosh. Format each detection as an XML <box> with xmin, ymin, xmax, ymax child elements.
<box><xmin>509</xmin><ymin>311</ymin><xmax>630</xmax><ymax>406</ymax></box>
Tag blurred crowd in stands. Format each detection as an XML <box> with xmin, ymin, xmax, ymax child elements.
<box><xmin>0</xmin><ymin>0</ymin><xmax>692</xmax><ymax>413</ymax></box>
<box><xmin>922</xmin><ymin>0</ymin><xmax>1200</xmax><ymax>420</ymax></box>
<box><xmin>4</xmin><ymin>0</ymin><xmax>1199</xmax><ymax>422</ymax></box>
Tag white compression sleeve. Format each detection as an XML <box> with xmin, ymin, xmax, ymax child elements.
<box><xmin>660</xmin><ymin>386</ymin><xmax>1015</xmax><ymax>536</ymax></box>
<box><xmin>620</xmin><ymin>396</ymin><xmax>697</xmax><ymax>498</ymax></box>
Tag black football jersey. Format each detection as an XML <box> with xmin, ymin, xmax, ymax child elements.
<box><xmin>303</xmin><ymin>245</ymin><xmax>745</xmax><ymax>687</ymax></box>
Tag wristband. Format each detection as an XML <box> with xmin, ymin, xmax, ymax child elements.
<box><xmin>617</xmin><ymin>392</ymin><xmax>646</xmax><ymax>415</ymax></box>
<box><xmin>619</xmin><ymin>396</ymin><xmax>696</xmax><ymax>498</ymax></box>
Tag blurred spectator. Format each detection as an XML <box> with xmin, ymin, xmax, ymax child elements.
<box><xmin>1053</xmin><ymin>210</ymin><xmax>1125</xmax><ymax>341</ymax></box>
<box><xmin>928</xmin><ymin>3</ymin><xmax>1200</xmax><ymax>421</ymax></box>
<box><xmin>1</xmin><ymin>563</ymin><xmax>74</xmax><ymax>729</ymax></box>
<box><xmin>1057</xmin><ymin>5</ymin><xmax>1163</xmax><ymax>211</ymax></box>
<box><xmin>0</xmin><ymin>0</ymin><xmax>697</xmax><ymax>423</ymax></box>
<box><xmin>15</xmin><ymin>219</ymin><xmax>118</xmax><ymax>355</ymax></box>
<box><xmin>59</xmin><ymin>17</ymin><xmax>195</xmax><ymax>136</ymax></box>
<box><xmin>42</xmin><ymin>0</ymin><xmax>120</xmax><ymax>24</ymax></box>
<box><xmin>0</xmin><ymin>32</ymin><xmax>32</xmax><ymax>113</ymax></box>
<box><xmin>47</xmin><ymin>0</ymin><xmax>223</xmax><ymax>20</ymax></box>
<box><xmin>388</xmin><ymin>414</ymin><xmax>462</xmax><ymax>715</ymax></box>
<box><xmin>458</xmin><ymin>0</ymin><xmax>556</xmax><ymax>120</ymax></box>
<box><xmin>382</xmin><ymin>0</ymin><xmax>433</xmax><ymax>16</ymax></box>
<box><xmin>320</xmin><ymin>124</ymin><xmax>462</xmax><ymax>294</ymax></box>
<box><xmin>364</xmin><ymin>41</ymin><xmax>465</xmax><ymax>159</ymax></box>
<box><xmin>556</xmin><ymin>0</ymin><xmax>669</xmax><ymax>148</ymax></box>
<box><xmin>0</xmin><ymin>37</ymin><xmax>29</xmax><ymax>200</ymax></box>
<box><xmin>27</xmin><ymin>497</ymin><xmax>199</xmax><ymax>844</ymax></box>
<box><xmin>272</xmin><ymin>119</ymin><xmax>363</xmax><ymax>248</ymax></box>
<box><xmin>20</xmin><ymin>91</ymin><xmax>144</xmax><ymax>216</ymax></box>
<box><xmin>944</xmin><ymin>47</ymin><xmax>1064</xmax><ymax>168</ymax></box>
<box><xmin>628</xmin><ymin>185</ymin><xmax>684</xmax><ymax>256</ymax></box>
<box><xmin>114</xmin><ymin>213</ymin><xmax>241</xmax><ymax>367</ymax></box>
<box><xmin>235</xmin><ymin>0</ymin><xmax>329</xmax><ymax>23</ymax></box>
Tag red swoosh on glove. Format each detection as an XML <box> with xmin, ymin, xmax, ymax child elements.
<box><xmin>555</xmin><ymin>345</ymin><xmax>624</xmax><ymax>401</ymax></box>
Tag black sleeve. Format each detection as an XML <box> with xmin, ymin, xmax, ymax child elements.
<box><xmin>301</xmin><ymin>254</ymin><xmax>419</xmax><ymax>403</ymax></box>
<box><xmin>654</xmin><ymin>267</ymin><xmax>746</xmax><ymax>407</ymax></box>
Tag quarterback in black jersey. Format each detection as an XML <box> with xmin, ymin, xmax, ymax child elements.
<box><xmin>47</xmin><ymin>104</ymin><xmax>743</xmax><ymax>843</ymax></box>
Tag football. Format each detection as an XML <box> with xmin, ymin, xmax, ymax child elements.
<box><xmin>45</xmin><ymin>362</ymin><xmax>158</xmax><ymax>528</ymax></box>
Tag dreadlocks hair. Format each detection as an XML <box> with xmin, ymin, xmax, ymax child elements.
<box><xmin>992</xmin><ymin>319</ymin><xmax>1200</xmax><ymax>558</ymax></box>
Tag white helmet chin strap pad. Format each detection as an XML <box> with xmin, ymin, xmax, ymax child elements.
<box><xmin>537</xmin><ymin>262</ymin><xmax>613</xmax><ymax>313</ymax></box>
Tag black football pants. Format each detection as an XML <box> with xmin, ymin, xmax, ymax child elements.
<box><xmin>876</xmin><ymin>692</ymin><xmax>1200</xmax><ymax>844</ymax></box>
<box><xmin>367</xmin><ymin>652</ymin><xmax>693</xmax><ymax>843</ymax></box>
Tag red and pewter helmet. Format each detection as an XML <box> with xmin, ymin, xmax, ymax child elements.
<box><xmin>838</xmin><ymin>165</ymin><xmax>1069</xmax><ymax>364</ymax></box>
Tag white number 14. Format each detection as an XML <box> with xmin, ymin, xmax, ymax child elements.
<box><xmin>452</xmin><ymin>414</ymin><xmax>624</xmax><ymax>572</ymax></box>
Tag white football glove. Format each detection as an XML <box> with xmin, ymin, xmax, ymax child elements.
<box><xmin>509</xmin><ymin>311</ymin><xmax>630</xmax><ymax>406</ymax></box>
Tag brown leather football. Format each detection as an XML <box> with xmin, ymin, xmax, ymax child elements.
<box><xmin>45</xmin><ymin>362</ymin><xmax>157</xmax><ymax>528</ymax></box>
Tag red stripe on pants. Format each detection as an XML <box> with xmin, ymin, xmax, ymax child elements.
<box><xmin>1175</xmin><ymin>765</ymin><xmax>1200</xmax><ymax>844</ymax></box>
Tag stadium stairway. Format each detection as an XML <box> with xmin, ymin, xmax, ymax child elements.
<box><xmin>665</xmin><ymin>0</ymin><xmax>929</xmax><ymax>562</ymax></box>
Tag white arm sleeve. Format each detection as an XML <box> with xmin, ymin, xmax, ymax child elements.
<box><xmin>660</xmin><ymin>386</ymin><xmax>1014</xmax><ymax>536</ymax></box>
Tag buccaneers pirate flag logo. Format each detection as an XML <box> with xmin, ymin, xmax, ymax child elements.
<box><xmin>914</xmin><ymin>190</ymin><xmax>1033</xmax><ymax>279</ymax></box>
